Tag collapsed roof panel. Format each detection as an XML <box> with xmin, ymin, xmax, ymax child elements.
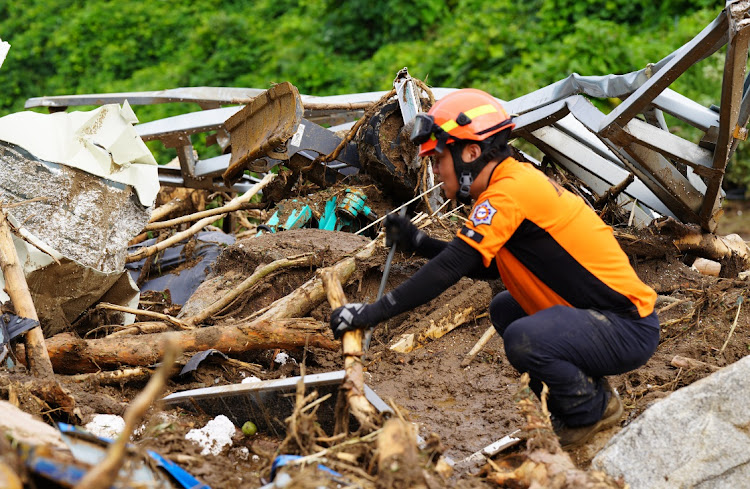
<box><xmin>507</xmin><ymin>1</ymin><xmax>750</xmax><ymax>232</ymax></box>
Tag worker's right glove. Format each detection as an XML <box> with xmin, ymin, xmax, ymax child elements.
<box><xmin>384</xmin><ymin>214</ymin><xmax>426</xmax><ymax>252</ymax></box>
<box><xmin>330</xmin><ymin>303</ymin><xmax>373</xmax><ymax>340</ymax></box>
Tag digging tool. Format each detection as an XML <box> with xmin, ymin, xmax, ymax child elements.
<box><xmin>364</xmin><ymin>207</ymin><xmax>407</xmax><ymax>351</ymax></box>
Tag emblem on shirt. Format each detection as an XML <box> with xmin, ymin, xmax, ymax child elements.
<box><xmin>469</xmin><ymin>199</ymin><xmax>497</xmax><ymax>227</ymax></box>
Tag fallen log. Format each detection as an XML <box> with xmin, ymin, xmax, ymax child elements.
<box><xmin>615</xmin><ymin>218</ymin><xmax>750</xmax><ymax>274</ymax></box>
<box><xmin>185</xmin><ymin>253</ymin><xmax>317</xmax><ymax>326</ymax></box>
<box><xmin>321</xmin><ymin>269</ymin><xmax>379</xmax><ymax>431</ymax></box>
<box><xmin>391</xmin><ymin>281</ymin><xmax>492</xmax><ymax>353</ymax></box>
<box><xmin>673</xmin><ymin>231</ymin><xmax>748</xmax><ymax>262</ymax></box>
<box><xmin>32</xmin><ymin>318</ymin><xmax>337</xmax><ymax>374</ymax></box>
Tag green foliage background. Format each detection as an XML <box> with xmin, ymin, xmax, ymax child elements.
<box><xmin>0</xmin><ymin>0</ymin><xmax>746</xmax><ymax>186</ymax></box>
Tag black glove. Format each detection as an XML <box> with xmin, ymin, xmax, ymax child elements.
<box><xmin>384</xmin><ymin>214</ymin><xmax>426</xmax><ymax>252</ymax></box>
<box><xmin>330</xmin><ymin>303</ymin><xmax>372</xmax><ymax>340</ymax></box>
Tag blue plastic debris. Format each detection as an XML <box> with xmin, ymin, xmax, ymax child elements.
<box><xmin>257</xmin><ymin>210</ymin><xmax>281</xmax><ymax>234</ymax></box>
<box><xmin>148</xmin><ymin>450</ymin><xmax>211</xmax><ymax>489</ymax></box>
<box><xmin>47</xmin><ymin>423</ymin><xmax>210</xmax><ymax>489</ymax></box>
<box><xmin>260</xmin><ymin>188</ymin><xmax>377</xmax><ymax>235</ymax></box>
<box><xmin>281</xmin><ymin>205</ymin><xmax>312</xmax><ymax>230</ymax></box>
<box><xmin>24</xmin><ymin>454</ymin><xmax>89</xmax><ymax>487</ymax></box>
<box><xmin>318</xmin><ymin>196</ymin><xmax>338</xmax><ymax>231</ymax></box>
<box><xmin>270</xmin><ymin>454</ymin><xmax>343</xmax><ymax>482</ymax></box>
<box><xmin>337</xmin><ymin>188</ymin><xmax>376</xmax><ymax>221</ymax></box>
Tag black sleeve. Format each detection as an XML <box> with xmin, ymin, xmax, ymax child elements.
<box><xmin>415</xmin><ymin>234</ymin><xmax>449</xmax><ymax>259</ymax></box>
<box><xmin>365</xmin><ymin>237</ymin><xmax>492</xmax><ymax>323</ymax></box>
<box><xmin>468</xmin><ymin>257</ymin><xmax>501</xmax><ymax>280</ymax></box>
<box><xmin>415</xmin><ymin>234</ymin><xmax>500</xmax><ymax>279</ymax></box>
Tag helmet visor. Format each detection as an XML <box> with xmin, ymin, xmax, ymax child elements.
<box><xmin>412</xmin><ymin>113</ymin><xmax>451</xmax><ymax>156</ymax></box>
<box><xmin>410</xmin><ymin>113</ymin><xmax>438</xmax><ymax>145</ymax></box>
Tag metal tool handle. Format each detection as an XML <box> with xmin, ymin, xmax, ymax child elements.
<box><xmin>365</xmin><ymin>207</ymin><xmax>408</xmax><ymax>351</ymax></box>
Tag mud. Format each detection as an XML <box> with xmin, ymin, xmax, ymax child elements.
<box><xmin>175</xmin><ymin>223</ymin><xmax>750</xmax><ymax>473</ymax></box>
<box><xmin>4</xmin><ymin>218</ymin><xmax>750</xmax><ymax>488</ymax></box>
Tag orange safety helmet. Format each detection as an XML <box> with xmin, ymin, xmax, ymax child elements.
<box><xmin>411</xmin><ymin>88</ymin><xmax>515</xmax><ymax>202</ymax></box>
<box><xmin>411</xmin><ymin>88</ymin><xmax>515</xmax><ymax>157</ymax></box>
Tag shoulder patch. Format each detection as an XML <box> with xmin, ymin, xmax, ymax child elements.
<box><xmin>469</xmin><ymin>199</ymin><xmax>497</xmax><ymax>227</ymax></box>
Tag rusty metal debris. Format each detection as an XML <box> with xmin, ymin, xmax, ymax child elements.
<box><xmin>222</xmin><ymin>82</ymin><xmax>304</xmax><ymax>186</ymax></box>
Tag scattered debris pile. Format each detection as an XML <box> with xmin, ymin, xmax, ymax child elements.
<box><xmin>2</xmin><ymin>3</ymin><xmax>750</xmax><ymax>488</ymax></box>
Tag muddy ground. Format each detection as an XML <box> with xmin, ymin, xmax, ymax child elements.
<box><xmin>3</xmin><ymin>197</ymin><xmax>750</xmax><ymax>488</ymax></box>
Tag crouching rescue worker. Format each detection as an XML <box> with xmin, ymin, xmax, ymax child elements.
<box><xmin>329</xmin><ymin>88</ymin><xmax>659</xmax><ymax>448</ymax></box>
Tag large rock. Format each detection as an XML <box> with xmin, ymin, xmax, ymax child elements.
<box><xmin>592</xmin><ymin>355</ymin><xmax>750</xmax><ymax>488</ymax></box>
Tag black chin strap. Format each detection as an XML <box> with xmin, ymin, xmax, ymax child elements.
<box><xmin>449</xmin><ymin>130</ymin><xmax>512</xmax><ymax>203</ymax></box>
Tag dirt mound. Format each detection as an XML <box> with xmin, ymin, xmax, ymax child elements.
<box><xmin>4</xmin><ymin>220</ymin><xmax>750</xmax><ymax>488</ymax></box>
<box><xmin>179</xmin><ymin>228</ymin><xmax>376</xmax><ymax>320</ymax></box>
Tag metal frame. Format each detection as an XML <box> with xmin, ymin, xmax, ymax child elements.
<box><xmin>22</xmin><ymin>2</ymin><xmax>750</xmax><ymax>231</ymax></box>
<box><xmin>506</xmin><ymin>1</ymin><xmax>750</xmax><ymax>231</ymax></box>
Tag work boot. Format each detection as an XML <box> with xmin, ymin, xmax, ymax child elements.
<box><xmin>553</xmin><ymin>380</ymin><xmax>624</xmax><ymax>449</ymax></box>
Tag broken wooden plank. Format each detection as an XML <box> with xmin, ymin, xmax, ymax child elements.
<box><xmin>185</xmin><ymin>252</ymin><xmax>317</xmax><ymax>326</ymax></box>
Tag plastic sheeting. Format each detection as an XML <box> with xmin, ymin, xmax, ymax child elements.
<box><xmin>127</xmin><ymin>231</ymin><xmax>236</xmax><ymax>306</ymax></box>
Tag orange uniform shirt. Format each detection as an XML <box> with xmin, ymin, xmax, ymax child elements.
<box><xmin>457</xmin><ymin>157</ymin><xmax>656</xmax><ymax>319</ymax></box>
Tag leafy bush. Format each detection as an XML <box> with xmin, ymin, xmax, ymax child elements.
<box><xmin>0</xmin><ymin>0</ymin><xmax>746</xmax><ymax>186</ymax></box>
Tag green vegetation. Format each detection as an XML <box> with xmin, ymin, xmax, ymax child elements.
<box><xmin>0</xmin><ymin>0</ymin><xmax>746</xmax><ymax>186</ymax></box>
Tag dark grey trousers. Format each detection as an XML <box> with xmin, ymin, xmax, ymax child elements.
<box><xmin>490</xmin><ymin>290</ymin><xmax>660</xmax><ymax>426</ymax></box>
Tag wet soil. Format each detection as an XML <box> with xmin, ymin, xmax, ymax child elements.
<box><xmin>3</xmin><ymin>213</ymin><xmax>750</xmax><ymax>488</ymax></box>
<box><xmin>169</xmin><ymin>221</ymin><xmax>750</xmax><ymax>486</ymax></box>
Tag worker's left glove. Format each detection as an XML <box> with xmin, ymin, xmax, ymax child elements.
<box><xmin>330</xmin><ymin>303</ymin><xmax>373</xmax><ymax>340</ymax></box>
